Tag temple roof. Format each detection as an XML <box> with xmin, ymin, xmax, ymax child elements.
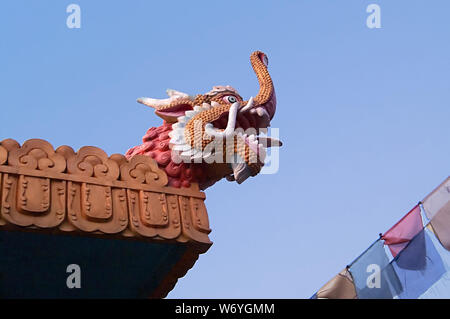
<box><xmin>0</xmin><ymin>138</ymin><xmax>212</xmax><ymax>298</ymax></box>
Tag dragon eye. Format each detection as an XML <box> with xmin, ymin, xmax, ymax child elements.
<box><xmin>223</xmin><ymin>95</ymin><xmax>237</xmax><ymax>104</ymax></box>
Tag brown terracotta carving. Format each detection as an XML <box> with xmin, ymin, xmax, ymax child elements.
<box><xmin>0</xmin><ymin>144</ymin><xmax>8</xmax><ymax>165</ymax></box>
<box><xmin>0</xmin><ymin>138</ymin><xmax>211</xmax><ymax>250</ymax></box>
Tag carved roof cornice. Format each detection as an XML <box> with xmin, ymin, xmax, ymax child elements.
<box><xmin>0</xmin><ymin>138</ymin><xmax>213</xmax><ymax>297</ymax></box>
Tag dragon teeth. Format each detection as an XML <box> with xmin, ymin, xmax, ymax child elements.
<box><xmin>169</xmin><ymin>129</ymin><xmax>182</xmax><ymax>141</ymax></box>
<box><xmin>185</xmin><ymin>110</ymin><xmax>198</xmax><ymax>118</ymax></box>
<box><xmin>177</xmin><ymin>115</ymin><xmax>188</xmax><ymax>123</ymax></box>
<box><xmin>170</xmin><ymin>137</ymin><xmax>185</xmax><ymax>145</ymax></box>
<box><xmin>256</xmin><ymin>107</ymin><xmax>266</xmax><ymax>117</ymax></box>
<box><xmin>170</xmin><ymin>127</ymin><xmax>185</xmax><ymax>135</ymax></box>
<box><xmin>171</xmin><ymin>122</ymin><xmax>185</xmax><ymax>130</ymax></box>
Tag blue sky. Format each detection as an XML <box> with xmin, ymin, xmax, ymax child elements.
<box><xmin>1</xmin><ymin>0</ymin><xmax>449</xmax><ymax>298</ymax></box>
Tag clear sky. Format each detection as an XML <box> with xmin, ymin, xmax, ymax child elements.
<box><xmin>1</xmin><ymin>0</ymin><xmax>449</xmax><ymax>298</ymax></box>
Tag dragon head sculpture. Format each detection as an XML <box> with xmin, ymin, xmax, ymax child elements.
<box><xmin>126</xmin><ymin>51</ymin><xmax>281</xmax><ymax>190</ymax></box>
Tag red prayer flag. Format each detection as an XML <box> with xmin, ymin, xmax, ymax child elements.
<box><xmin>382</xmin><ymin>205</ymin><xmax>423</xmax><ymax>258</ymax></box>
